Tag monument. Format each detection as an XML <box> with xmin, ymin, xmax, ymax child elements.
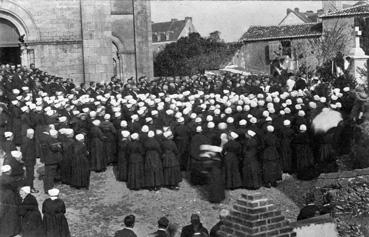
<box><xmin>348</xmin><ymin>26</ymin><xmax>369</xmax><ymax>85</ymax></box>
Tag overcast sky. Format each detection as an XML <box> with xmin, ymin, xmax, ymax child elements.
<box><xmin>151</xmin><ymin>1</ymin><xmax>356</xmax><ymax>42</ymax></box>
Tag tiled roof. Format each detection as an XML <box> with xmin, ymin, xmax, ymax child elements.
<box><xmin>240</xmin><ymin>23</ymin><xmax>322</xmax><ymax>42</ymax></box>
<box><xmin>152</xmin><ymin>20</ymin><xmax>186</xmax><ymax>42</ymax></box>
<box><xmin>321</xmin><ymin>2</ymin><xmax>369</xmax><ymax>18</ymax></box>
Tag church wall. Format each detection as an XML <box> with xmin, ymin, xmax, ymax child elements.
<box><xmin>0</xmin><ymin>0</ymin><xmax>153</xmax><ymax>84</ymax></box>
<box><xmin>7</xmin><ymin>0</ymin><xmax>85</xmax><ymax>83</ymax></box>
<box><xmin>134</xmin><ymin>0</ymin><xmax>153</xmax><ymax>79</ymax></box>
<box><xmin>80</xmin><ymin>0</ymin><xmax>113</xmax><ymax>83</ymax></box>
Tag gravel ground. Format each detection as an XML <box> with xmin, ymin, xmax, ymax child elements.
<box><xmin>31</xmin><ymin>167</ymin><xmax>300</xmax><ymax>237</ymax></box>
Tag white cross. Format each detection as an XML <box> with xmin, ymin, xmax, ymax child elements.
<box><xmin>355</xmin><ymin>26</ymin><xmax>362</xmax><ymax>48</ymax></box>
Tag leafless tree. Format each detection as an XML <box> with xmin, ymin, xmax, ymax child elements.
<box><xmin>308</xmin><ymin>20</ymin><xmax>348</xmax><ymax>66</ymax></box>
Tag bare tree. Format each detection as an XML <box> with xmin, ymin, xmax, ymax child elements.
<box><xmin>308</xmin><ymin>20</ymin><xmax>347</xmax><ymax>66</ymax></box>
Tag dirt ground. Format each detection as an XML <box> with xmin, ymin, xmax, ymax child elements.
<box><xmin>32</xmin><ymin>167</ymin><xmax>302</xmax><ymax>237</ymax></box>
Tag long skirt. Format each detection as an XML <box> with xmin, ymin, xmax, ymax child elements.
<box><xmin>242</xmin><ymin>155</ymin><xmax>262</xmax><ymax>190</ymax></box>
<box><xmin>207</xmin><ymin>161</ymin><xmax>225</xmax><ymax>203</ymax></box>
<box><xmin>70</xmin><ymin>157</ymin><xmax>90</xmax><ymax>188</ymax></box>
<box><xmin>127</xmin><ymin>156</ymin><xmax>144</xmax><ymax>190</ymax></box>
<box><xmin>144</xmin><ymin>151</ymin><xmax>164</xmax><ymax>188</ymax></box>
<box><xmin>162</xmin><ymin>151</ymin><xmax>181</xmax><ymax>186</ymax></box>
<box><xmin>224</xmin><ymin>153</ymin><xmax>242</xmax><ymax>189</ymax></box>
<box><xmin>116</xmin><ymin>150</ymin><xmax>128</xmax><ymax>181</ymax></box>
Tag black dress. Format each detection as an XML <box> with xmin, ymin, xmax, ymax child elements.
<box><xmin>89</xmin><ymin>126</ymin><xmax>106</xmax><ymax>172</ymax></box>
<box><xmin>60</xmin><ymin>137</ymin><xmax>74</xmax><ymax>184</ymax></box>
<box><xmin>242</xmin><ymin>136</ymin><xmax>262</xmax><ymax>189</ymax></box>
<box><xmin>42</xmin><ymin>198</ymin><xmax>71</xmax><ymax>237</ymax></box>
<box><xmin>223</xmin><ymin>140</ymin><xmax>242</xmax><ymax>189</ymax></box>
<box><xmin>127</xmin><ymin>140</ymin><xmax>145</xmax><ymax>190</ymax></box>
<box><xmin>161</xmin><ymin>139</ymin><xmax>182</xmax><ymax>186</ymax></box>
<box><xmin>70</xmin><ymin>140</ymin><xmax>90</xmax><ymax>188</ymax></box>
<box><xmin>116</xmin><ymin>140</ymin><xmax>129</xmax><ymax>181</ymax></box>
<box><xmin>19</xmin><ymin>194</ymin><xmax>45</xmax><ymax>237</ymax></box>
<box><xmin>0</xmin><ymin>183</ymin><xmax>21</xmax><ymax>237</ymax></box>
<box><xmin>143</xmin><ymin>137</ymin><xmax>164</xmax><ymax>188</ymax></box>
<box><xmin>207</xmin><ymin>155</ymin><xmax>225</xmax><ymax>203</ymax></box>
<box><xmin>261</xmin><ymin>133</ymin><xmax>282</xmax><ymax>185</ymax></box>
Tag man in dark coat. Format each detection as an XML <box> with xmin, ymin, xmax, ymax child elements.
<box><xmin>21</xmin><ymin>128</ymin><xmax>39</xmax><ymax>193</ymax></box>
<box><xmin>43</xmin><ymin>129</ymin><xmax>63</xmax><ymax>193</ymax></box>
<box><xmin>210</xmin><ymin>209</ymin><xmax>230</xmax><ymax>237</ymax></box>
<box><xmin>180</xmin><ymin>214</ymin><xmax>209</xmax><ymax>237</ymax></box>
<box><xmin>150</xmin><ymin>217</ymin><xmax>170</xmax><ymax>237</ymax></box>
<box><xmin>18</xmin><ymin>186</ymin><xmax>44</xmax><ymax>237</ymax></box>
<box><xmin>114</xmin><ymin>215</ymin><xmax>137</xmax><ymax>237</ymax></box>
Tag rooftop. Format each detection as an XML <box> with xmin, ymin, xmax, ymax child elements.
<box><xmin>240</xmin><ymin>23</ymin><xmax>322</xmax><ymax>42</ymax></box>
<box><xmin>152</xmin><ymin>18</ymin><xmax>191</xmax><ymax>42</ymax></box>
<box><xmin>321</xmin><ymin>2</ymin><xmax>369</xmax><ymax>18</ymax></box>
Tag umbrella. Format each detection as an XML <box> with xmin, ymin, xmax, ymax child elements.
<box><xmin>312</xmin><ymin>108</ymin><xmax>343</xmax><ymax>133</ymax></box>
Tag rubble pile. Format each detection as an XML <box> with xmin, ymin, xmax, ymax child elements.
<box><xmin>321</xmin><ymin>177</ymin><xmax>369</xmax><ymax>237</ymax></box>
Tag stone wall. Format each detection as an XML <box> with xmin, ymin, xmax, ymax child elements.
<box><xmin>291</xmin><ymin>214</ymin><xmax>338</xmax><ymax>237</ymax></box>
<box><xmin>219</xmin><ymin>193</ymin><xmax>296</xmax><ymax>237</ymax></box>
<box><xmin>0</xmin><ymin>0</ymin><xmax>153</xmax><ymax>84</ymax></box>
<box><xmin>81</xmin><ymin>0</ymin><xmax>113</xmax><ymax>83</ymax></box>
<box><xmin>232</xmin><ymin>41</ymin><xmax>270</xmax><ymax>74</ymax></box>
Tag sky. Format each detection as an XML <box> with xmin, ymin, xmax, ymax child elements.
<box><xmin>151</xmin><ymin>1</ymin><xmax>356</xmax><ymax>42</ymax></box>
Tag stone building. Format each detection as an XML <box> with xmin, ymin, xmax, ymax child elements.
<box><xmin>231</xmin><ymin>0</ymin><xmax>369</xmax><ymax>75</ymax></box>
<box><xmin>0</xmin><ymin>0</ymin><xmax>153</xmax><ymax>84</ymax></box>
<box><xmin>152</xmin><ymin>17</ymin><xmax>196</xmax><ymax>56</ymax></box>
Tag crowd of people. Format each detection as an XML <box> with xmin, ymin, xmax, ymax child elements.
<box><xmin>0</xmin><ymin>63</ymin><xmax>362</xmax><ymax>237</ymax></box>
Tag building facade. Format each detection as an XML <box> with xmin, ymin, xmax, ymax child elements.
<box><xmin>232</xmin><ymin>1</ymin><xmax>369</xmax><ymax>75</ymax></box>
<box><xmin>152</xmin><ymin>17</ymin><xmax>196</xmax><ymax>56</ymax></box>
<box><xmin>0</xmin><ymin>0</ymin><xmax>153</xmax><ymax>84</ymax></box>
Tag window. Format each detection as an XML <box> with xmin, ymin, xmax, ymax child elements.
<box><xmin>152</xmin><ymin>33</ymin><xmax>158</xmax><ymax>42</ymax></box>
<box><xmin>281</xmin><ymin>40</ymin><xmax>291</xmax><ymax>57</ymax></box>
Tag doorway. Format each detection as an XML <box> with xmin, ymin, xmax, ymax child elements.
<box><xmin>0</xmin><ymin>18</ymin><xmax>21</xmax><ymax>65</ymax></box>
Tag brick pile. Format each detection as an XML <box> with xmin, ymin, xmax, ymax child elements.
<box><xmin>219</xmin><ymin>193</ymin><xmax>296</xmax><ymax>237</ymax></box>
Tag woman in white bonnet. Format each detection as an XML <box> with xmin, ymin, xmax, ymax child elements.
<box><xmin>70</xmin><ymin>134</ymin><xmax>90</xmax><ymax>189</ymax></box>
<box><xmin>42</xmin><ymin>188</ymin><xmax>71</xmax><ymax>237</ymax></box>
<box><xmin>18</xmin><ymin>186</ymin><xmax>44</xmax><ymax>237</ymax></box>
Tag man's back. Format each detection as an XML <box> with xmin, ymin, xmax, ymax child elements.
<box><xmin>114</xmin><ymin>228</ymin><xmax>137</xmax><ymax>237</ymax></box>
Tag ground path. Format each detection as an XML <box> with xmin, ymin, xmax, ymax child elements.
<box><xmin>32</xmin><ymin>167</ymin><xmax>301</xmax><ymax>237</ymax></box>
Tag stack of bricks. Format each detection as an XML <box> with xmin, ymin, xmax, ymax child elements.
<box><xmin>219</xmin><ymin>193</ymin><xmax>296</xmax><ymax>237</ymax></box>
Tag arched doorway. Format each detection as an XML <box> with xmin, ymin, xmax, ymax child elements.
<box><xmin>0</xmin><ymin>18</ymin><xmax>20</xmax><ymax>65</ymax></box>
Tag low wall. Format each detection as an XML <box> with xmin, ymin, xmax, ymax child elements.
<box><xmin>291</xmin><ymin>214</ymin><xmax>338</xmax><ymax>237</ymax></box>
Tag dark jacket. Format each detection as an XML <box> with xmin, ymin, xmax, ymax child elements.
<box><xmin>114</xmin><ymin>228</ymin><xmax>137</xmax><ymax>237</ymax></box>
<box><xmin>45</xmin><ymin>136</ymin><xmax>63</xmax><ymax>165</ymax></box>
<box><xmin>297</xmin><ymin>204</ymin><xmax>320</xmax><ymax>221</ymax></box>
<box><xmin>150</xmin><ymin>229</ymin><xmax>169</xmax><ymax>237</ymax></box>
<box><xmin>181</xmin><ymin>224</ymin><xmax>209</xmax><ymax>237</ymax></box>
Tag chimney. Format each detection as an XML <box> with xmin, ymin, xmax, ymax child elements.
<box><xmin>171</xmin><ymin>18</ymin><xmax>178</xmax><ymax>22</ymax></box>
<box><xmin>286</xmin><ymin>8</ymin><xmax>292</xmax><ymax>15</ymax></box>
<box><xmin>185</xmin><ymin>17</ymin><xmax>192</xmax><ymax>22</ymax></box>
<box><xmin>294</xmin><ymin>7</ymin><xmax>299</xmax><ymax>12</ymax></box>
